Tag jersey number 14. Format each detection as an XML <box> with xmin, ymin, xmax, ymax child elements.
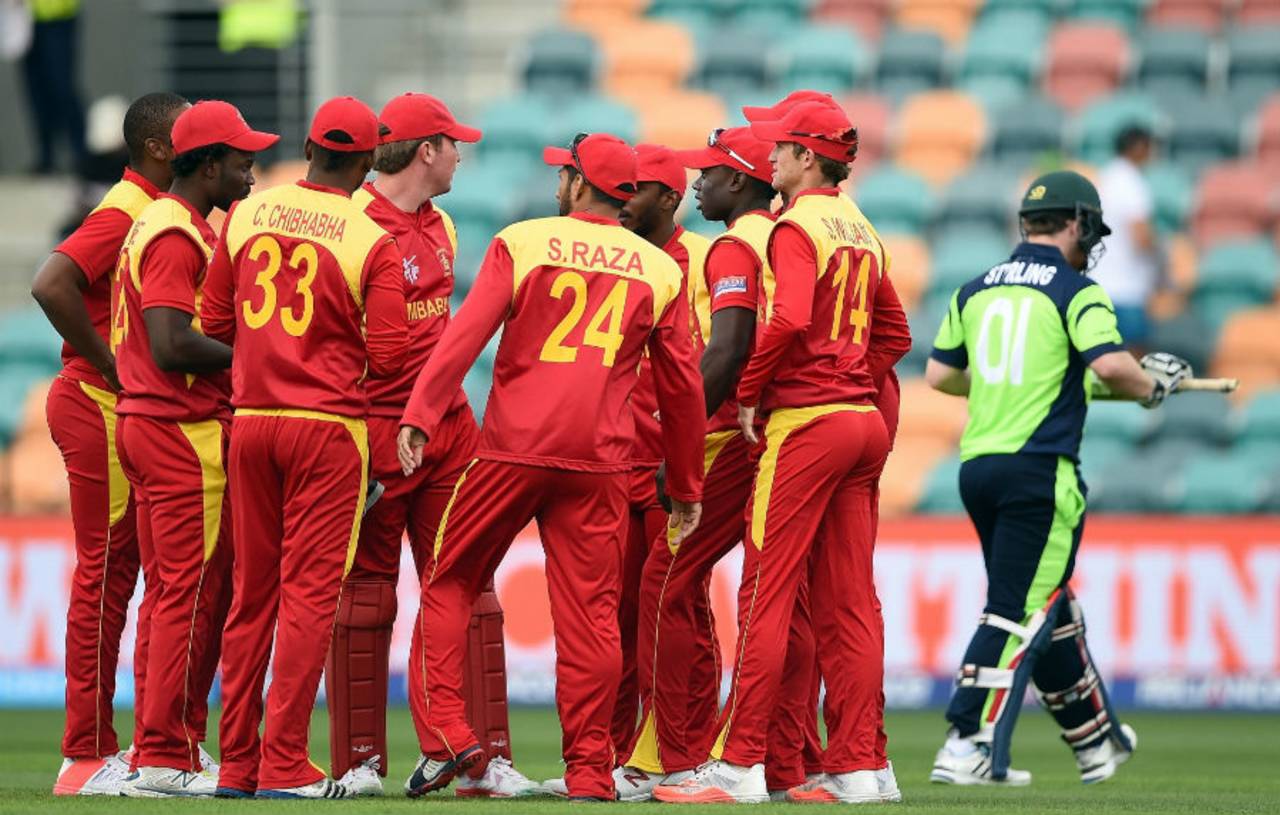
<box><xmin>975</xmin><ymin>296</ymin><xmax>1033</xmax><ymax>385</ymax></box>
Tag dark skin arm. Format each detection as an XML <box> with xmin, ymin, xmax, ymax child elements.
<box><xmin>657</xmin><ymin>305</ymin><xmax>757</xmax><ymax>511</ymax></box>
<box><xmin>31</xmin><ymin>254</ymin><xmax>120</xmax><ymax>390</ymax></box>
<box><xmin>143</xmin><ymin>307</ymin><xmax>233</xmax><ymax>374</ymax></box>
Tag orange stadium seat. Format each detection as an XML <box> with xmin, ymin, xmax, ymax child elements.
<box><xmin>8</xmin><ymin>431</ymin><xmax>68</xmax><ymax>514</ymax></box>
<box><xmin>1255</xmin><ymin>95</ymin><xmax>1280</xmax><ymax>172</ymax></box>
<box><xmin>1213</xmin><ymin>307</ymin><xmax>1280</xmax><ymax>402</ymax></box>
<box><xmin>894</xmin><ymin>91</ymin><xmax>987</xmax><ymax>186</ymax></box>
<box><xmin>1191</xmin><ymin>161</ymin><xmax>1277</xmax><ymax>247</ymax></box>
<box><xmin>878</xmin><ymin>434</ymin><xmax>952</xmax><ymax>518</ymax></box>
<box><xmin>1146</xmin><ymin>0</ymin><xmax>1229</xmax><ymax>32</ymax></box>
<box><xmin>881</xmin><ymin>234</ymin><xmax>930</xmax><ymax>312</ymax></box>
<box><xmin>896</xmin><ymin>376</ymin><xmax>969</xmax><ymax>445</ymax></box>
<box><xmin>595</xmin><ymin>19</ymin><xmax>695</xmax><ymax>95</ymax></box>
<box><xmin>1044</xmin><ymin>23</ymin><xmax>1132</xmax><ymax>111</ymax></box>
<box><xmin>894</xmin><ymin>0</ymin><xmax>983</xmax><ymax>46</ymax></box>
<box><xmin>840</xmin><ymin>93</ymin><xmax>892</xmax><ymax>168</ymax></box>
<box><xmin>619</xmin><ymin>89</ymin><xmax>726</xmax><ymax>150</ymax></box>
<box><xmin>18</xmin><ymin>378</ymin><xmax>51</xmax><ymax>440</ymax></box>
<box><xmin>812</xmin><ymin>0</ymin><xmax>894</xmax><ymax>42</ymax></box>
<box><xmin>1149</xmin><ymin>234</ymin><xmax>1197</xmax><ymax>319</ymax></box>
<box><xmin>563</xmin><ymin>0</ymin><xmax>647</xmax><ymax>29</ymax></box>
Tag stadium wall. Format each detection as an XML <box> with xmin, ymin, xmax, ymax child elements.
<box><xmin>1</xmin><ymin>516</ymin><xmax>1277</xmax><ymax>711</ymax></box>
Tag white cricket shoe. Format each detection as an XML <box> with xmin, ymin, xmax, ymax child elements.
<box><xmin>788</xmin><ymin>770</ymin><xmax>882</xmax><ymax>803</ymax></box>
<box><xmin>119</xmin><ymin>766</ymin><xmax>216</xmax><ymax>797</ymax></box>
<box><xmin>53</xmin><ymin>752</ymin><xmax>131</xmax><ymax>796</ymax></box>
<box><xmin>930</xmin><ymin>735</ymin><xmax>1031</xmax><ymax>786</ymax></box>
<box><xmin>339</xmin><ymin>754</ymin><xmax>385</xmax><ymax>797</ymax></box>
<box><xmin>256</xmin><ymin>778</ymin><xmax>349</xmax><ymax>799</ymax></box>
<box><xmin>1075</xmin><ymin>724</ymin><xmax>1137</xmax><ymax>784</ymax></box>
<box><xmin>652</xmin><ymin>760</ymin><xmax>769</xmax><ymax>804</ymax></box>
<box><xmin>877</xmin><ymin>761</ymin><xmax>903</xmax><ymax>802</ymax></box>
<box><xmin>543</xmin><ymin>766</ymin><xmax>689</xmax><ymax>801</ymax></box>
<box><xmin>198</xmin><ymin>745</ymin><xmax>219</xmax><ymax>781</ymax></box>
<box><xmin>456</xmin><ymin>756</ymin><xmax>539</xmax><ymax>798</ymax></box>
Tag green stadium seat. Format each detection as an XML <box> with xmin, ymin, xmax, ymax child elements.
<box><xmin>1227</xmin><ymin>28</ymin><xmax>1280</xmax><ymax>115</ymax></box>
<box><xmin>1088</xmin><ymin>454</ymin><xmax>1181</xmax><ymax>512</ymax></box>
<box><xmin>931</xmin><ymin>164</ymin><xmax>1019</xmax><ymax>236</ymax></box>
<box><xmin>875</xmin><ymin>28</ymin><xmax>947</xmax><ymax>104</ymax></box>
<box><xmin>732</xmin><ymin>0</ymin><xmax>810</xmax><ymax>35</ymax></box>
<box><xmin>960</xmin><ymin>11</ymin><xmax>1048</xmax><ymax>85</ymax></box>
<box><xmin>1069</xmin><ymin>0</ymin><xmax>1147</xmax><ymax>32</ymax></box>
<box><xmin>679</xmin><ymin>201</ymin><xmax>721</xmax><ymax>238</ymax></box>
<box><xmin>1137</xmin><ymin>26</ymin><xmax>1211</xmax><ymax>104</ymax></box>
<box><xmin>778</xmin><ymin>26</ymin><xmax>870</xmax><ymax>94</ymax></box>
<box><xmin>1192</xmin><ymin>292</ymin><xmax>1269</xmax><ymax>331</ymax></box>
<box><xmin>436</xmin><ymin>163</ymin><xmax>523</xmax><ymax>252</ymax></box>
<box><xmin>1074</xmin><ymin>92</ymin><xmax>1164</xmax><ymax>165</ymax></box>
<box><xmin>522</xmin><ymin>28</ymin><xmax>598</xmax><ymax>95</ymax></box>
<box><xmin>550</xmin><ymin>96</ymin><xmax>639</xmax><ymax>146</ymax></box>
<box><xmin>0</xmin><ymin>308</ymin><xmax>62</xmax><ymax>371</ymax></box>
<box><xmin>1239</xmin><ymin>390</ymin><xmax>1280</xmax><ymax>444</ymax></box>
<box><xmin>901</xmin><ymin>292</ymin><xmax>952</xmax><ymax>376</ymax></box>
<box><xmin>990</xmin><ymin>96</ymin><xmax>1065</xmax><ymax>170</ymax></box>
<box><xmin>0</xmin><ymin>364</ymin><xmax>51</xmax><ymax>446</ymax></box>
<box><xmin>978</xmin><ymin>1</ymin><xmax>1056</xmax><ymax>23</ymax></box>
<box><xmin>1193</xmin><ymin>239</ymin><xmax>1278</xmax><ymax>310</ymax></box>
<box><xmin>1078</xmin><ymin>435</ymin><xmax>1133</xmax><ymax>488</ymax></box>
<box><xmin>853</xmin><ymin>164</ymin><xmax>934</xmax><ymax>235</ymax></box>
<box><xmin>1165</xmin><ymin>95</ymin><xmax>1240</xmax><ymax>174</ymax></box>
<box><xmin>927</xmin><ymin>229</ymin><xmax>1009</xmax><ymax>298</ymax></box>
<box><xmin>1145</xmin><ymin>161</ymin><xmax>1193</xmax><ymax>234</ymax></box>
<box><xmin>477</xmin><ymin>96</ymin><xmax>554</xmax><ymax>166</ymax></box>
<box><xmin>1170</xmin><ymin>451</ymin><xmax>1276</xmax><ymax>513</ymax></box>
<box><xmin>694</xmin><ymin>28</ymin><xmax>771</xmax><ymax>96</ymax></box>
<box><xmin>1085</xmin><ymin>400</ymin><xmax>1160</xmax><ymax>444</ymax></box>
<box><xmin>1147</xmin><ymin>310</ymin><xmax>1214</xmax><ymax>373</ymax></box>
<box><xmin>916</xmin><ymin>455</ymin><xmax>966</xmax><ymax>514</ymax></box>
<box><xmin>1159</xmin><ymin>392</ymin><xmax>1238</xmax><ymax>445</ymax></box>
<box><xmin>648</xmin><ymin>0</ymin><xmax>718</xmax><ymax>30</ymax></box>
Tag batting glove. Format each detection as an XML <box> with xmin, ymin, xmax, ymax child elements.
<box><xmin>1139</xmin><ymin>351</ymin><xmax>1192</xmax><ymax>408</ymax></box>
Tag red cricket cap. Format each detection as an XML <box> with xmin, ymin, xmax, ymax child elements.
<box><xmin>542</xmin><ymin>133</ymin><xmax>638</xmax><ymax>201</ymax></box>
<box><xmin>674</xmin><ymin>127</ymin><xmax>774</xmax><ymax>184</ymax></box>
<box><xmin>749</xmin><ymin>101</ymin><xmax>859</xmax><ymax>163</ymax></box>
<box><xmin>309</xmin><ymin>96</ymin><xmax>379</xmax><ymax>153</ymax></box>
<box><xmin>635</xmin><ymin>143</ymin><xmax>687</xmax><ymax>195</ymax></box>
<box><xmin>170</xmin><ymin>100</ymin><xmax>279</xmax><ymax>155</ymax></box>
<box><xmin>741</xmin><ymin>89</ymin><xmax>840</xmax><ymax>123</ymax></box>
<box><xmin>378</xmin><ymin>93</ymin><xmax>482</xmax><ymax>145</ymax></box>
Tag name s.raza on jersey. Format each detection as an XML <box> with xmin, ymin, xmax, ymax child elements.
<box><xmin>547</xmin><ymin>236</ymin><xmax>647</xmax><ymax>276</ymax></box>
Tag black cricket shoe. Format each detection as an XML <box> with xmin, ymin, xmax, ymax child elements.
<box><xmin>404</xmin><ymin>745</ymin><xmax>485</xmax><ymax>798</ymax></box>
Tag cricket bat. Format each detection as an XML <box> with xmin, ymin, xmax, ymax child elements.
<box><xmin>1090</xmin><ymin>376</ymin><xmax>1239</xmax><ymax>399</ymax></box>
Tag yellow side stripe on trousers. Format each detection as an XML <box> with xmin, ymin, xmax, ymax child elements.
<box><xmin>78</xmin><ymin>381</ymin><xmax>130</xmax><ymax>526</ymax></box>
<box><xmin>177</xmin><ymin>419</ymin><xmax>227</xmax><ymax>563</ymax></box>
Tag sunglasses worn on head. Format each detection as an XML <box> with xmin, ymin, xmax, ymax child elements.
<box><xmin>569</xmin><ymin>132</ymin><xmax>591</xmax><ymax>185</ymax></box>
<box><xmin>707</xmin><ymin>128</ymin><xmax>755</xmax><ymax>171</ymax></box>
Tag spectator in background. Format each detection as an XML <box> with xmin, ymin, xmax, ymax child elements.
<box><xmin>1091</xmin><ymin>125</ymin><xmax>1160</xmax><ymax>352</ymax></box>
<box><xmin>21</xmin><ymin>0</ymin><xmax>87</xmax><ymax>175</ymax></box>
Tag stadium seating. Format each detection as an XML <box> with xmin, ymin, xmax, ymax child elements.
<box><xmin>958</xmin><ymin>10</ymin><xmax>1049</xmax><ymax>112</ymax></box>
<box><xmin>1045</xmin><ymin>23</ymin><xmax>1132</xmax><ymax>112</ymax></box>
<box><xmin>989</xmin><ymin>95</ymin><xmax>1065</xmax><ymax>170</ymax></box>
<box><xmin>875</xmin><ymin>27</ymin><xmax>947</xmax><ymax>105</ymax></box>
<box><xmin>1146</xmin><ymin>161</ymin><xmax>1194</xmax><ymax>234</ymax></box>
<box><xmin>916</xmin><ymin>454</ymin><xmax>966</xmax><ymax>513</ymax></box>
<box><xmin>811</xmin><ymin>0</ymin><xmax>893</xmax><ymax>42</ymax></box>
<box><xmin>1136</xmin><ymin>26</ymin><xmax>1212</xmax><ymax>106</ymax></box>
<box><xmin>1191</xmin><ymin>239</ymin><xmax>1279</xmax><ymax>328</ymax></box>
<box><xmin>522</xmin><ymin>28</ymin><xmax>599</xmax><ymax>96</ymax></box>
<box><xmin>777</xmin><ymin>25</ymin><xmax>870</xmax><ymax>95</ymax></box>
<box><xmin>595</xmin><ymin>19</ymin><xmax>695</xmax><ymax>95</ymax></box>
<box><xmin>1212</xmin><ymin>306</ymin><xmax>1280</xmax><ymax>380</ymax></box>
<box><xmin>1146</xmin><ymin>0</ymin><xmax>1230</xmax><ymax>33</ymax></box>
<box><xmin>1238</xmin><ymin>0</ymin><xmax>1280</xmax><ymax>25</ymax></box>
<box><xmin>1070</xmin><ymin>0</ymin><xmax>1148</xmax><ymax>32</ymax></box>
<box><xmin>927</xmin><ymin>227</ymin><xmax>1008</xmax><ymax>298</ymax></box>
<box><xmin>1255</xmin><ymin>95</ymin><xmax>1280</xmax><ymax>171</ymax></box>
<box><xmin>622</xmin><ymin>89</ymin><xmax>726</xmax><ymax>149</ymax></box>
<box><xmin>1190</xmin><ymin>162</ymin><xmax>1276</xmax><ymax>247</ymax></box>
<box><xmin>694</xmin><ymin>28</ymin><xmax>771</xmax><ymax>97</ymax></box>
<box><xmin>894</xmin><ymin>0</ymin><xmax>983</xmax><ymax>46</ymax></box>
<box><xmin>1226</xmin><ymin>27</ymin><xmax>1280</xmax><ymax>115</ymax></box>
<box><xmin>1073</xmin><ymin>92</ymin><xmax>1163</xmax><ymax>165</ymax></box>
<box><xmin>1165</xmin><ymin>95</ymin><xmax>1241</xmax><ymax>175</ymax></box>
<box><xmin>894</xmin><ymin>91</ymin><xmax>988</xmax><ymax>186</ymax></box>
<box><xmin>932</xmin><ymin>164</ymin><xmax>1018</xmax><ymax>236</ymax></box>
<box><xmin>852</xmin><ymin>164</ymin><xmax>935</xmax><ymax>234</ymax></box>
<box><xmin>882</xmin><ymin>234</ymin><xmax>930</xmax><ymax>311</ymax></box>
<box><xmin>840</xmin><ymin>94</ymin><xmax>892</xmax><ymax>168</ymax></box>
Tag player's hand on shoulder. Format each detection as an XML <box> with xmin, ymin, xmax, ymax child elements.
<box><xmin>1139</xmin><ymin>351</ymin><xmax>1192</xmax><ymax>409</ymax></box>
<box><xmin>397</xmin><ymin>425</ymin><xmax>427</xmax><ymax>475</ymax></box>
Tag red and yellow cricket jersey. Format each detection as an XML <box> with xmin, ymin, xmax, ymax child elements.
<box><xmin>201</xmin><ymin>181</ymin><xmax>408</xmax><ymax>418</ymax></box>
<box><xmin>112</xmin><ymin>193</ymin><xmax>228</xmax><ymax>421</ymax></box>
<box><xmin>53</xmin><ymin>168</ymin><xmax>160</xmax><ymax>389</ymax></box>
<box><xmin>699</xmin><ymin>209</ymin><xmax>775</xmax><ymax>432</ymax></box>
<box><xmin>353</xmin><ymin>182</ymin><xmax>468</xmax><ymax>417</ymax></box>
<box><xmin>402</xmin><ymin>212</ymin><xmax>706</xmax><ymax>502</ymax></box>
<box><xmin>630</xmin><ymin>225</ymin><xmax>710</xmax><ymax>468</ymax></box>
<box><xmin>736</xmin><ymin>189</ymin><xmax>912</xmax><ymax>412</ymax></box>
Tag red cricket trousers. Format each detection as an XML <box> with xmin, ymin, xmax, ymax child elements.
<box><xmin>418</xmin><ymin>459</ymin><xmax>627</xmax><ymax>800</ymax></box>
<box><xmin>117</xmin><ymin>414</ymin><xmax>233</xmax><ymax>771</ymax></box>
<box><xmin>626</xmin><ymin>430</ymin><xmax>753</xmax><ymax>774</ymax></box>
<box><xmin>611</xmin><ymin>465</ymin><xmax>668</xmax><ymax>752</ymax></box>
<box><xmin>713</xmin><ymin>405</ymin><xmax>889</xmax><ymax>773</ymax></box>
<box><xmin>331</xmin><ymin>407</ymin><xmax>478</xmax><ymax>777</ymax></box>
<box><xmin>766</xmin><ymin>567</ymin><xmax>822</xmax><ymax>791</ymax></box>
<box><xmin>47</xmin><ymin>376</ymin><xmax>142</xmax><ymax>759</ymax></box>
<box><xmin>218</xmin><ymin>411</ymin><xmax>368</xmax><ymax>792</ymax></box>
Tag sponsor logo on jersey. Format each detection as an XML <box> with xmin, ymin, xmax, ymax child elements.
<box><xmin>713</xmin><ymin>276</ymin><xmax>749</xmax><ymax>298</ymax></box>
<box><xmin>437</xmin><ymin>247</ymin><xmax>452</xmax><ymax>278</ymax></box>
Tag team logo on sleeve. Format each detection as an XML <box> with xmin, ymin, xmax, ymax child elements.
<box><xmin>713</xmin><ymin>276</ymin><xmax>749</xmax><ymax>299</ymax></box>
<box><xmin>436</xmin><ymin>247</ymin><xmax>453</xmax><ymax>277</ymax></box>
<box><xmin>402</xmin><ymin>254</ymin><xmax>420</xmax><ymax>284</ymax></box>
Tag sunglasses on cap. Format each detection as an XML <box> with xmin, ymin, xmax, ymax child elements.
<box><xmin>707</xmin><ymin>128</ymin><xmax>756</xmax><ymax>171</ymax></box>
<box><xmin>784</xmin><ymin>128</ymin><xmax>859</xmax><ymax>158</ymax></box>
<box><xmin>568</xmin><ymin>132</ymin><xmax>592</xmax><ymax>185</ymax></box>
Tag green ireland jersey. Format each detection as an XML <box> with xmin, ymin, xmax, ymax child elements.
<box><xmin>930</xmin><ymin>242</ymin><xmax>1125</xmax><ymax>462</ymax></box>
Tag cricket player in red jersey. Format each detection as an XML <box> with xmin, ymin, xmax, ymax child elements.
<box><xmin>32</xmin><ymin>91</ymin><xmax>189</xmax><ymax>797</ymax></box>
<box><xmin>201</xmin><ymin>97</ymin><xmax>408</xmax><ymax>800</ymax></box>
<box><xmin>656</xmin><ymin>101</ymin><xmax>911</xmax><ymax>805</ymax></box>
<box><xmin>609</xmin><ymin>143</ymin><xmax>710</xmax><ymax>753</ymax></box>
<box><xmin>603</xmin><ymin>127</ymin><xmax>777</xmax><ymax>802</ymax></box>
<box><xmin>325</xmin><ymin>92</ymin><xmax>537</xmax><ymax>799</ymax></box>
<box><xmin>396</xmin><ymin>132</ymin><xmax>705</xmax><ymax>801</ymax></box>
<box><xmin>112</xmin><ymin>100</ymin><xmax>277</xmax><ymax>798</ymax></box>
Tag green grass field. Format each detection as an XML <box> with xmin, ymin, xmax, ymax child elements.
<box><xmin>1</xmin><ymin>707</ymin><xmax>1276</xmax><ymax>813</ymax></box>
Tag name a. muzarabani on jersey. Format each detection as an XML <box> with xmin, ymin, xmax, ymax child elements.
<box><xmin>983</xmin><ymin>260</ymin><xmax>1058</xmax><ymax>287</ymax></box>
<box><xmin>547</xmin><ymin>237</ymin><xmax>646</xmax><ymax>275</ymax></box>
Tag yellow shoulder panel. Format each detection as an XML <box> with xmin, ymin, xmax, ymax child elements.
<box><xmin>89</xmin><ymin>178</ymin><xmax>154</xmax><ymax>221</ymax></box>
<box><xmin>436</xmin><ymin>206</ymin><xmax>458</xmax><ymax>255</ymax></box>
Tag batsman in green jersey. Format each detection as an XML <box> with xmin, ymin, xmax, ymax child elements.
<box><xmin>924</xmin><ymin>171</ymin><xmax>1191</xmax><ymax>787</ymax></box>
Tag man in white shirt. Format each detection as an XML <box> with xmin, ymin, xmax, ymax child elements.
<box><xmin>1090</xmin><ymin>125</ymin><xmax>1159</xmax><ymax>350</ymax></box>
